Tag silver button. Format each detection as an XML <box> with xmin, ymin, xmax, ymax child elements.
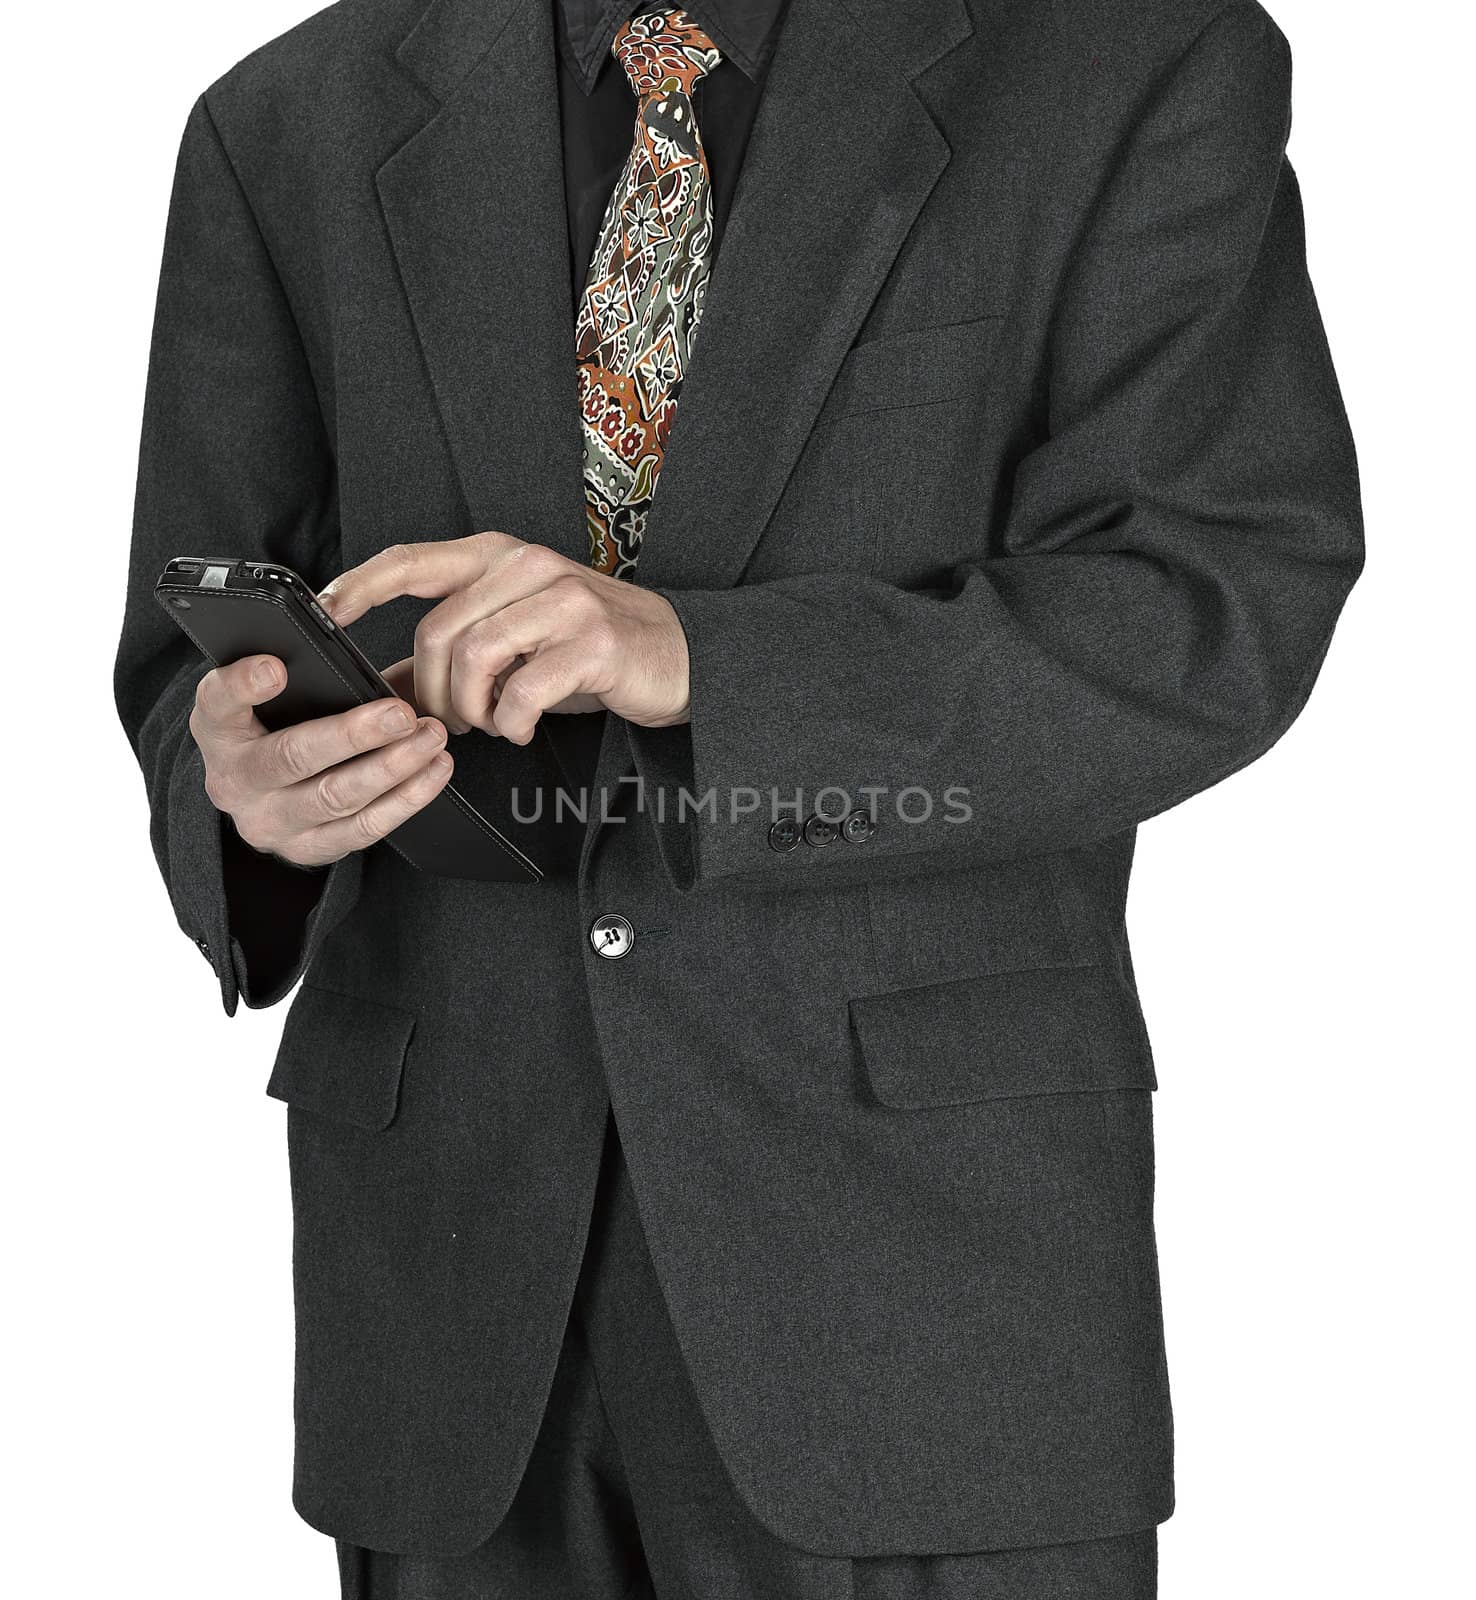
<box><xmin>590</xmin><ymin>914</ymin><xmax>635</xmax><ymax>960</ymax></box>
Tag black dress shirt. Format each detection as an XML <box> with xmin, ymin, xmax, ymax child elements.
<box><xmin>555</xmin><ymin>0</ymin><xmax>790</xmax><ymax>300</ymax></box>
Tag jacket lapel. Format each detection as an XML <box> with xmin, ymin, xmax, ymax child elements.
<box><xmin>376</xmin><ymin>0</ymin><xmax>589</xmax><ymax>564</ymax></box>
<box><xmin>377</xmin><ymin>0</ymin><xmax>971</xmax><ymax>585</ymax></box>
<box><xmin>634</xmin><ymin>0</ymin><xmax>971</xmax><ymax>593</ymax></box>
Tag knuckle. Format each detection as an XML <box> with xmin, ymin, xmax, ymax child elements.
<box><xmin>202</xmin><ymin>766</ymin><xmax>235</xmax><ymax>814</ymax></box>
<box><xmin>523</xmin><ymin>545</ymin><xmax>565</xmax><ymax>582</ymax></box>
<box><xmin>498</xmin><ymin>673</ymin><xmax>539</xmax><ymax>711</ymax></box>
<box><xmin>273</xmin><ymin>728</ymin><xmax>314</xmax><ymax>782</ymax></box>
<box><xmin>458</xmin><ymin>622</ymin><xmax>501</xmax><ymax>668</ymax></box>
<box><xmin>233</xmin><ymin>804</ymin><xmax>276</xmax><ymax>854</ymax></box>
<box><xmin>255</xmin><ymin>791</ymin><xmax>291</xmax><ymax>837</ymax></box>
<box><xmin>559</xmin><ymin>580</ymin><xmax>604</xmax><ymax>630</ymax></box>
<box><xmin>379</xmin><ymin>743</ymin><xmax>412</xmax><ymax>782</ymax></box>
<box><xmin>387</xmin><ymin>735</ymin><xmax>433</xmax><ymax>784</ymax></box>
<box><xmin>451</xmin><ymin>698</ymin><xmax>489</xmax><ymax>738</ymax></box>
<box><xmin>349</xmin><ymin>805</ymin><xmax>386</xmax><ymax>848</ymax></box>
<box><xmin>194</xmin><ymin>674</ymin><xmax>230</xmax><ymax>723</ymax></box>
<box><xmin>348</xmin><ymin>703</ymin><xmax>392</xmax><ymax>750</ymax></box>
<box><xmin>582</xmin><ymin>617</ymin><xmax>619</xmax><ymax>660</ymax></box>
<box><xmin>415</xmin><ymin>613</ymin><xmax>450</xmax><ymax>655</ymax></box>
<box><xmin>412</xmin><ymin>757</ymin><xmax>450</xmax><ymax>797</ymax></box>
<box><xmin>311</xmin><ymin>769</ymin><xmax>353</xmax><ymax>820</ymax></box>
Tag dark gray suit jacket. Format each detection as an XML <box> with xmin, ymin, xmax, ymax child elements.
<box><xmin>115</xmin><ymin>0</ymin><xmax>1362</xmax><ymax>1561</ymax></box>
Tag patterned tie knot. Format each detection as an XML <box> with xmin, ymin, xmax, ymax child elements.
<box><xmin>613</xmin><ymin>10</ymin><xmax>721</xmax><ymax>99</ymax></box>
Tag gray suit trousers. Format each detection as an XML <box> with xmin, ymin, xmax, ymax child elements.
<box><xmin>336</xmin><ymin>1114</ymin><xmax>1158</xmax><ymax>1600</ymax></box>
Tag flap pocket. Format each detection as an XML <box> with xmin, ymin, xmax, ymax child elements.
<box><xmin>821</xmin><ymin>315</ymin><xmax>1003</xmax><ymax>422</ymax></box>
<box><xmin>851</xmin><ymin>967</ymin><xmax>1155</xmax><ymax>1110</ymax></box>
<box><xmin>266</xmin><ymin>984</ymin><xmax>415</xmax><ymax>1131</ymax></box>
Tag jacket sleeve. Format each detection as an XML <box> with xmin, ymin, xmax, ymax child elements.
<box><xmin>114</xmin><ymin>96</ymin><xmax>362</xmax><ymax>1014</ymax></box>
<box><xmin>629</xmin><ymin>1</ymin><xmax>1363</xmax><ymax>889</ymax></box>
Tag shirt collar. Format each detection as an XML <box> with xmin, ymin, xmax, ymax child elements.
<box><xmin>556</xmin><ymin>0</ymin><xmax>789</xmax><ymax>94</ymax></box>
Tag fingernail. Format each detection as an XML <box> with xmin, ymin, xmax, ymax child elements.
<box><xmin>317</xmin><ymin>586</ymin><xmax>340</xmax><ymax>616</ymax></box>
<box><xmin>381</xmin><ymin>703</ymin><xmax>414</xmax><ymax>733</ymax></box>
<box><xmin>253</xmin><ymin>660</ymin><xmax>279</xmax><ymax>691</ymax></box>
<box><xmin>432</xmin><ymin>752</ymin><xmax>453</xmax><ymax>774</ymax></box>
<box><xmin>417</xmin><ymin>718</ymin><xmax>447</xmax><ymax>744</ymax></box>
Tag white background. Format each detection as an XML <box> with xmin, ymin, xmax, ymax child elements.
<box><xmin>4</xmin><ymin>1</ymin><xmax>1471</xmax><ymax>1594</ymax></box>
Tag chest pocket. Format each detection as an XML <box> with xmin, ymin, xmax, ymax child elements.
<box><xmin>817</xmin><ymin>314</ymin><xmax>1005</xmax><ymax>424</ymax></box>
<box><xmin>754</xmin><ymin>314</ymin><xmax>1006</xmax><ymax>582</ymax></box>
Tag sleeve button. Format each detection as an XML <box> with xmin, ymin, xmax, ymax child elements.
<box><xmin>768</xmin><ymin>818</ymin><xmax>802</xmax><ymax>853</ymax></box>
<box><xmin>841</xmin><ymin>809</ymin><xmax>877</xmax><ymax>844</ymax></box>
<box><xmin>803</xmin><ymin>815</ymin><xmax>839</xmax><ymax>848</ymax></box>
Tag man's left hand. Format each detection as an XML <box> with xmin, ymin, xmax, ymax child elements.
<box><xmin>319</xmin><ymin>533</ymin><xmax>691</xmax><ymax>744</ymax></box>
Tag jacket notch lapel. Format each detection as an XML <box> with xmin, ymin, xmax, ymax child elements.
<box><xmin>377</xmin><ymin>0</ymin><xmax>589</xmax><ymax>563</ymax></box>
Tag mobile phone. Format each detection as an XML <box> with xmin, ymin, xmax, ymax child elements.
<box><xmin>155</xmin><ymin>556</ymin><xmax>541</xmax><ymax>883</ymax></box>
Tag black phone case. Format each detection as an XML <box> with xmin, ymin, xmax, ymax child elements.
<box><xmin>155</xmin><ymin>558</ymin><xmax>541</xmax><ymax>884</ymax></box>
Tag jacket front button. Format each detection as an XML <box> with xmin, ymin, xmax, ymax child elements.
<box><xmin>590</xmin><ymin>914</ymin><xmax>635</xmax><ymax>960</ymax></box>
<box><xmin>803</xmin><ymin>815</ymin><xmax>839</xmax><ymax>848</ymax></box>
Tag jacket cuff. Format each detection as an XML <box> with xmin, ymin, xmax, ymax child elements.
<box><xmin>628</xmin><ymin>586</ymin><xmax>956</xmax><ymax>889</ymax></box>
<box><xmin>166</xmin><ymin>737</ymin><xmax>363</xmax><ymax>1013</ymax></box>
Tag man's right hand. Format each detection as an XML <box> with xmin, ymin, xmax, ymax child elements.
<box><xmin>189</xmin><ymin>654</ymin><xmax>453</xmax><ymax>868</ymax></box>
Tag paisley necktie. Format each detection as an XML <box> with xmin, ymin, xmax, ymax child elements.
<box><xmin>576</xmin><ymin>10</ymin><xmax>721</xmax><ymax>578</ymax></box>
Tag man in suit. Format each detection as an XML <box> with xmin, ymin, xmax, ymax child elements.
<box><xmin>116</xmin><ymin>0</ymin><xmax>1362</xmax><ymax>1592</ymax></box>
